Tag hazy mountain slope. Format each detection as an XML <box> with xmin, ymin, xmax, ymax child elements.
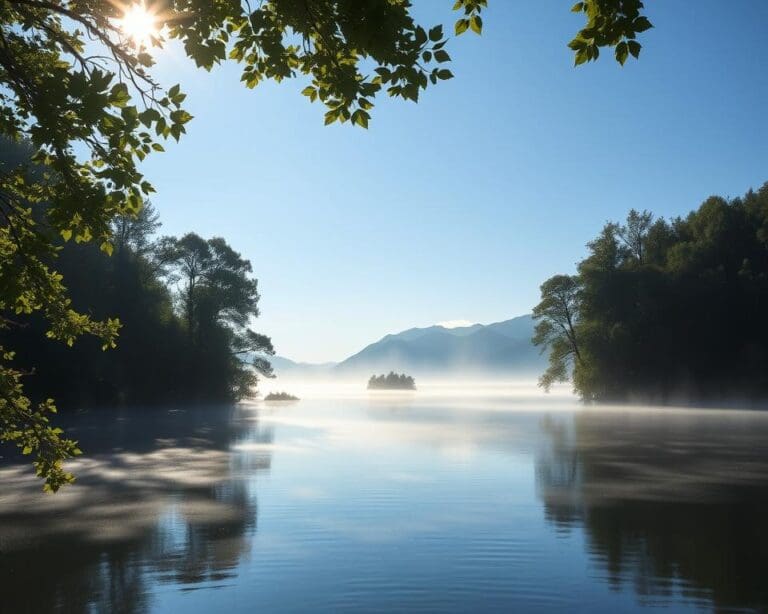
<box><xmin>258</xmin><ymin>355</ymin><xmax>336</xmax><ymax>378</ymax></box>
<box><xmin>334</xmin><ymin>314</ymin><xmax>543</xmax><ymax>376</ymax></box>
<box><xmin>484</xmin><ymin>314</ymin><xmax>536</xmax><ymax>340</ymax></box>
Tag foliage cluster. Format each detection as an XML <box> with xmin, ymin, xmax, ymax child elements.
<box><xmin>533</xmin><ymin>183</ymin><xmax>768</xmax><ymax>404</ymax></box>
<box><xmin>568</xmin><ymin>0</ymin><xmax>652</xmax><ymax>66</ymax></box>
<box><xmin>368</xmin><ymin>371</ymin><xmax>416</xmax><ymax>390</ymax></box>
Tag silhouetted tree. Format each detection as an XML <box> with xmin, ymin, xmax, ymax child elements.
<box><xmin>534</xmin><ymin>183</ymin><xmax>768</xmax><ymax>404</ymax></box>
<box><xmin>113</xmin><ymin>202</ymin><xmax>161</xmax><ymax>258</ymax></box>
<box><xmin>160</xmin><ymin>233</ymin><xmax>274</xmax><ymax>400</ymax></box>
<box><xmin>616</xmin><ymin>209</ymin><xmax>653</xmax><ymax>264</ymax></box>
<box><xmin>2</xmin><ymin>155</ymin><xmax>272</xmax><ymax>409</ymax></box>
<box><xmin>532</xmin><ymin>275</ymin><xmax>582</xmax><ymax>391</ymax></box>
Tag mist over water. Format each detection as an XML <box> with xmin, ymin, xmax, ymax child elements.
<box><xmin>260</xmin><ymin>377</ymin><xmax>573</xmax><ymax>402</ymax></box>
<box><xmin>2</xmin><ymin>382</ymin><xmax>767</xmax><ymax>612</ymax></box>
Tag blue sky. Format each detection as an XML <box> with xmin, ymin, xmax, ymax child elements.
<box><xmin>142</xmin><ymin>1</ymin><xmax>768</xmax><ymax>363</ymax></box>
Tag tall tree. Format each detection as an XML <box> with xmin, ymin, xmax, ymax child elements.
<box><xmin>532</xmin><ymin>275</ymin><xmax>582</xmax><ymax>391</ymax></box>
<box><xmin>161</xmin><ymin>233</ymin><xmax>274</xmax><ymax>397</ymax></box>
<box><xmin>616</xmin><ymin>209</ymin><xmax>653</xmax><ymax>264</ymax></box>
<box><xmin>112</xmin><ymin>201</ymin><xmax>161</xmax><ymax>258</ymax></box>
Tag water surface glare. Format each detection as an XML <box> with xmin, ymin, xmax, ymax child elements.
<box><xmin>1</xmin><ymin>384</ymin><xmax>767</xmax><ymax>612</ymax></box>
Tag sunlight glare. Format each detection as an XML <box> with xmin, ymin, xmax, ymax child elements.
<box><xmin>120</xmin><ymin>1</ymin><xmax>158</xmax><ymax>48</ymax></box>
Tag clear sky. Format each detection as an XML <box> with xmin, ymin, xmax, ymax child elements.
<box><xmin>141</xmin><ymin>1</ymin><xmax>768</xmax><ymax>363</ymax></box>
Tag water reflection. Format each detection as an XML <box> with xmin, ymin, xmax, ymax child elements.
<box><xmin>0</xmin><ymin>406</ymin><xmax>271</xmax><ymax>613</ymax></box>
<box><xmin>3</xmin><ymin>393</ymin><xmax>768</xmax><ymax>612</ymax></box>
<box><xmin>536</xmin><ymin>409</ymin><xmax>768</xmax><ymax>611</ymax></box>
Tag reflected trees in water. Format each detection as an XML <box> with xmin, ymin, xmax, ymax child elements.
<box><xmin>0</xmin><ymin>406</ymin><xmax>273</xmax><ymax>613</ymax></box>
<box><xmin>536</xmin><ymin>411</ymin><xmax>768</xmax><ymax>610</ymax></box>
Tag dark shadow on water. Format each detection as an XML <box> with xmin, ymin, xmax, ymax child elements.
<box><xmin>0</xmin><ymin>405</ymin><xmax>272</xmax><ymax>613</ymax></box>
<box><xmin>536</xmin><ymin>410</ymin><xmax>768</xmax><ymax>611</ymax></box>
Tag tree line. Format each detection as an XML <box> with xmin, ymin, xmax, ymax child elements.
<box><xmin>2</xmin><ymin>141</ymin><xmax>273</xmax><ymax>411</ymax></box>
<box><xmin>533</xmin><ymin>182</ymin><xmax>768</xmax><ymax>405</ymax></box>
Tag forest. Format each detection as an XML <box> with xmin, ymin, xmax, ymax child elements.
<box><xmin>1</xmin><ymin>141</ymin><xmax>274</xmax><ymax>411</ymax></box>
<box><xmin>534</xmin><ymin>182</ymin><xmax>768</xmax><ymax>405</ymax></box>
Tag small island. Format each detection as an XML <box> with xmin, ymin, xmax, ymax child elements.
<box><xmin>264</xmin><ymin>391</ymin><xmax>300</xmax><ymax>401</ymax></box>
<box><xmin>367</xmin><ymin>372</ymin><xmax>416</xmax><ymax>391</ymax></box>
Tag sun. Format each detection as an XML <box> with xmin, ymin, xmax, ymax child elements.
<box><xmin>119</xmin><ymin>1</ymin><xmax>158</xmax><ymax>48</ymax></box>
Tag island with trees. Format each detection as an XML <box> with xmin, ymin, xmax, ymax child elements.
<box><xmin>264</xmin><ymin>392</ymin><xmax>299</xmax><ymax>401</ymax></box>
<box><xmin>368</xmin><ymin>372</ymin><xmax>417</xmax><ymax>391</ymax></box>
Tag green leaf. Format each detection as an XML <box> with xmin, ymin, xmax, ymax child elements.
<box><xmin>121</xmin><ymin>106</ymin><xmax>139</xmax><ymax>124</ymax></box>
<box><xmin>434</xmin><ymin>50</ymin><xmax>451</xmax><ymax>63</ymax></box>
<box><xmin>470</xmin><ymin>15</ymin><xmax>483</xmax><ymax>35</ymax></box>
<box><xmin>568</xmin><ymin>37</ymin><xmax>587</xmax><ymax>51</ymax></box>
<box><xmin>352</xmin><ymin>109</ymin><xmax>369</xmax><ymax>128</ymax></box>
<box><xmin>324</xmin><ymin>109</ymin><xmax>338</xmax><ymax>125</ymax></box>
<box><xmin>633</xmin><ymin>16</ymin><xmax>653</xmax><ymax>33</ymax></box>
<box><xmin>615</xmin><ymin>41</ymin><xmax>628</xmax><ymax>65</ymax></box>
<box><xmin>138</xmin><ymin>108</ymin><xmax>161</xmax><ymax>127</ymax></box>
<box><xmin>170</xmin><ymin>110</ymin><xmax>193</xmax><ymax>125</ymax></box>
<box><xmin>428</xmin><ymin>25</ymin><xmax>443</xmax><ymax>42</ymax></box>
<box><xmin>628</xmin><ymin>40</ymin><xmax>642</xmax><ymax>58</ymax></box>
<box><xmin>455</xmin><ymin>19</ymin><xmax>469</xmax><ymax>35</ymax></box>
<box><xmin>109</xmin><ymin>83</ymin><xmax>130</xmax><ymax>107</ymax></box>
<box><xmin>570</xmin><ymin>2</ymin><xmax>584</xmax><ymax>12</ymax></box>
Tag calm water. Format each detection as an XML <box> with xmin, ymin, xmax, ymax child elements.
<box><xmin>2</xmin><ymin>383</ymin><xmax>768</xmax><ymax>613</ymax></box>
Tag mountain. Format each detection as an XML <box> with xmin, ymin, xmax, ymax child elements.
<box><xmin>265</xmin><ymin>314</ymin><xmax>544</xmax><ymax>379</ymax></box>
<box><xmin>334</xmin><ymin>314</ymin><xmax>543</xmax><ymax>376</ymax></box>
<box><xmin>256</xmin><ymin>355</ymin><xmax>336</xmax><ymax>378</ymax></box>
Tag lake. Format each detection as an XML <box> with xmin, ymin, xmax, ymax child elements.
<box><xmin>1</xmin><ymin>382</ymin><xmax>767</xmax><ymax>612</ymax></box>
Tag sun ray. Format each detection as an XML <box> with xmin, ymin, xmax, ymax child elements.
<box><xmin>119</xmin><ymin>1</ymin><xmax>158</xmax><ymax>48</ymax></box>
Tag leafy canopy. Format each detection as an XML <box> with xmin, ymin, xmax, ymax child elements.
<box><xmin>569</xmin><ymin>0</ymin><xmax>653</xmax><ymax>66</ymax></box>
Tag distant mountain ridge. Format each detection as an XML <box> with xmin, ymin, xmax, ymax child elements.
<box><xmin>267</xmin><ymin>315</ymin><xmax>544</xmax><ymax>378</ymax></box>
<box><xmin>335</xmin><ymin>314</ymin><xmax>542</xmax><ymax>375</ymax></box>
<box><xmin>266</xmin><ymin>355</ymin><xmax>337</xmax><ymax>376</ymax></box>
